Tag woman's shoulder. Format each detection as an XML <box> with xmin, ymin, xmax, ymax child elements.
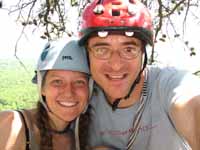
<box><xmin>0</xmin><ymin>110</ymin><xmax>18</xmax><ymax>122</ymax></box>
<box><xmin>0</xmin><ymin>109</ymin><xmax>37</xmax><ymax>128</ymax></box>
<box><xmin>0</xmin><ymin>110</ymin><xmax>26</xmax><ymax>149</ymax></box>
<box><xmin>0</xmin><ymin>110</ymin><xmax>26</xmax><ymax>131</ymax></box>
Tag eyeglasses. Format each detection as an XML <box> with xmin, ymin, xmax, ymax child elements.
<box><xmin>88</xmin><ymin>45</ymin><xmax>141</xmax><ymax>60</ymax></box>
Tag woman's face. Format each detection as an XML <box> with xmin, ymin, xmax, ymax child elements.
<box><xmin>41</xmin><ymin>70</ymin><xmax>89</xmax><ymax>123</ymax></box>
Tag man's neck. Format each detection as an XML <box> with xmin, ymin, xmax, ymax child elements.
<box><xmin>116</xmin><ymin>72</ymin><xmax>145</xmax><ymax>108</ymax></box>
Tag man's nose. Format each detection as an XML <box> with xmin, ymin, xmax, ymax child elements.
<box><xmin>108</xmin><ymin>51</ymin><xmax>124</xmax><ymax>71</ymax></box>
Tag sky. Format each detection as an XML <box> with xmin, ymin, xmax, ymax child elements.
<box><xmin>0</xmin><ymin>13</ymin><xmax>37</xmax><ymax>63</ymax></box>
<box><xmin>0</xmin><ymin>8</ymin><xmax>45</xmax><ymax>62</ymax></box>
<box><xmin>0</xmin><ymin>1</ymin><xmax>200</xmax><ymax>73</ymax></box>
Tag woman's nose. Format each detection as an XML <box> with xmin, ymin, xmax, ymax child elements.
<box><xmin>60</xmin><ymin>83</ymin><xmax>74</xmax><ymax>98</ymax></box>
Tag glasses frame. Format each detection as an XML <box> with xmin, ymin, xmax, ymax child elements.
<box><xmin>87</xmin><ymin>45</ymin><xmax>142</xmax><ymax>60</ymax></box>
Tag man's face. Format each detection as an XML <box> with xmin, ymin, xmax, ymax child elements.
<box><xmin>87</xmin><ymin>34</ymin><xmax>143</xmax><ymax>104</ymax></box>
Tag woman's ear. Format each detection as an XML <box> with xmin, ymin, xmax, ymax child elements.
<box><xmin>41</xmin><ymin>87</ymin><xmax>46</xmax><ymax>96</ymax></box>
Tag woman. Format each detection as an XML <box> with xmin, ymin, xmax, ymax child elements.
<box><xmin>0</xmin><ymin>38</ymin><xmax>91</xmax><ymax>150</ymax></box>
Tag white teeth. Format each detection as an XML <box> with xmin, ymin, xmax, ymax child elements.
<box><xmin>108</xmin><ymin>75</ymin><xmax>124</xmax><ymax>79</ymax></box>
<box><xmin>58</xmin><ymin>101</ymin><xmax>77</xmax><ymax>107</ymax></box>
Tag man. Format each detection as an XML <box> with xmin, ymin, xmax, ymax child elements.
<box><xmin>78</xmin><ymin>0</ymin><xmax>200</xmax><ymax>149</ymax></box>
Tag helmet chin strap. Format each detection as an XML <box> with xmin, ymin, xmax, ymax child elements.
<box><xmin>112</xmin><ymin>50</ymin><xmax>148</xmax><ymax>111</ymax></box>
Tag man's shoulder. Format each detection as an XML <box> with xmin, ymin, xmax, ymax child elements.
<box><xmin>147</xmin><ymin>65</ymin><xmax>189</xmax><ymax>78</ymax></box>
<box><xmin>147</xmin><ymin>64</ymin><xmax>180</xmax><ymax>72</ymax></box>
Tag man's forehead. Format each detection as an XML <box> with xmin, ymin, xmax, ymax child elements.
<box><xmin>88</xmin><ymin>34</ymin><xmax>142</xmax><ymax>47</ymax></box>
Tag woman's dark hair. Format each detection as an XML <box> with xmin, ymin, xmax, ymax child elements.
<box><xmin>79</xmin><ymin>105</ymin><xmax>92</xmax><ymax>150</ymax></box>
<box><xmin>36</xmin><ymin>100</ymin><xmax>53</xmax><ymax>150</ymax></box>
<box><xmin>36</xmin><ymin>100</ymin><xmax>92</xmax><ymax>150</ymax></box>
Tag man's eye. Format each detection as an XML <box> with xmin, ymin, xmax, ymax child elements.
<box><xmin>124</xmin><ymin>47</ymin><xmax>137</xmax><ymax>53</ymax></box>
<box><xmin>94</xmin><ymin>47</ymin><xmax>108</xmax><ymax>54</ymax></box>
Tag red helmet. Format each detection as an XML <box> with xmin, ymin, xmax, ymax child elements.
<box><xmin>79</xmin><ymin>0</ymin><xmax>153</xmax><ymax>46</ymax></box>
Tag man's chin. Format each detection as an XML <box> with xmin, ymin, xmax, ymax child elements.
<box><xmin>102</xmin><ymin>86</ymin><xmax>129</xmax><ymax>101</ymax></box>
<box><xmin>106</xmin><ymin>93</ymin><xmax>126</xmax><ymax>104</ymax></box>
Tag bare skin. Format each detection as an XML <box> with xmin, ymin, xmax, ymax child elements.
<box><xmin>0</xmin><ymin>109</ymin><xmax>74</xmax><ymax>150</ymax></box>
<box><xmin>170</xmin><ymin>95</ymin><xmax>200</xmax><ymax>150</ymax></box>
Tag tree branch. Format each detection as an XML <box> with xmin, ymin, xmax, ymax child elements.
<box><xmin>163</xmin><ymin>0</ymin><xmax>185</xmax><ymax>18</ymax></box>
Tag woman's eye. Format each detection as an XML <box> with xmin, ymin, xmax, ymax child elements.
<box><xmin>74</xmin><ymin>80</ymin><xmax>87</xmax><ymax>86</ymax></box>
<box><xmin>52</xmin><ymin>80</ymin><xmax>63</xmax><ymax>86</ymax></box>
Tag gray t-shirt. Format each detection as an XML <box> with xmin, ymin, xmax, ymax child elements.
<box><xmin>88</xmin><ymin>66</ymin><xmax>200</xmax><ymax>150</ymax></box>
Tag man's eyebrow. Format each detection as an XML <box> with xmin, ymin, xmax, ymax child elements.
<box><xmin>121</xmin><ymin>41</ymin><xmax>140</xmax><ymax>46</ymax></box>
<box><xmin>89</xmin><ymin>40</ymin><xmax>140</xmax><ymax>48</ymax></box>
<box><xmin>90</xmin><ymin>42</ymin><xmax>110</xmax><ymax>48</ymax></box>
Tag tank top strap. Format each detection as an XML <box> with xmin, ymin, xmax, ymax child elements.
<box><xmin>18</xmin><ymin>110</ymin><xmax>39</xmax><ymax>150</ymax></box>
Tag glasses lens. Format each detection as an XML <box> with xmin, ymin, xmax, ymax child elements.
<box><xmin>120</xmin><ymin>46</ymin><xmax>139</xmax><ymax>59</ymax></box>
<box><xmin>89</xmin><ymin>46</ymin><xmax>140</xmax><ymax>60</ymax></box>
<box><xmin>91</xmin><ymin>47</ymin><xmax>110</xmax><ymax>59</ymax></box>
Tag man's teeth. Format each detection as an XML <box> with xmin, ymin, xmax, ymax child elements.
<box><xmin>58</xmin><ymin>101</ymin><xmax>77</xmax><ymax>107</ymax></box>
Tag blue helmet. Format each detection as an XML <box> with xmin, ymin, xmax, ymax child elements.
<box><xmin>32</xmin><ymin>37</ymin><xmax>90</xmax><ymax>110</ymax></box>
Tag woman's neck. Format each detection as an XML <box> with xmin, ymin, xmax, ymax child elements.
<box><xmin>48</xmin><ymin>111</ymin><xmax>70</xmax><ymax>131</ymax></box>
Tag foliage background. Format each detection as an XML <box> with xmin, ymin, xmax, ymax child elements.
<box><xmin>0</xmin><ymin>59</ymin><xmax>38</xmax><ymax>111</ymax></box>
